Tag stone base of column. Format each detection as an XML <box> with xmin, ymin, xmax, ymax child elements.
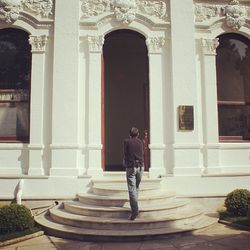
<box><xmin>28</xmin><ymin>145</ymin><xmax>44</xmax><ymax>176</ymax></box>
<box><xmin>149</xmin><ymin>144</ymin><xmax>166</xmax><ymax>178</ymax></box>
<box><xmin>50</xmin><ymin>145</ymin><xmax>80</xmax><ymax>177</ymax></box>
<box><xmin>86</xmin><ymin>145</ymin><xmax>103</xmax><ymax>177</ymax></box>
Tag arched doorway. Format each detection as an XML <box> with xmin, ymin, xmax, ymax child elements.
<box><xmin>102</xmin><ymin>29</ymin><xmax>150</xmax><ymax>171</ymax></box>
<box><xmin>0</xmin><ymin>28</ymin><xmax>31</xmax><ymax>142</ymax></box>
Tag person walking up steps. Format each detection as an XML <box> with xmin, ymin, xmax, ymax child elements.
<box><xmin>123</xmin><ymin>127</ymin><xmax>144</xmax><ymax>220</ymax></box>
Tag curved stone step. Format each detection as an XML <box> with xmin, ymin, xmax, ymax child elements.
<box><xmin>35</xmin><ymin>212</ymin><xmax>218</xmax><ymax>242</ymax></box>
<box><xmin>91</xmin><ymin>178</ymin><xmax>161</xmax><ymax>189</ymax></box>
<box><xmin>49</xmin><ymin>205</ymin><xmax>204</xmax><ymax>230</ymax></box>
<box><xmin>78</xmin><ymin>190</ymin><xmax>176</xmax><ymax>207</ymax></box>
<box><xmin>63</xmin><ymin>199</ymin><xmax>189</xmax><ymax>219</ymax></box>
<box><xmin>91</xmin><ymin>185</ymin><xmax>159</xmax><ymax>196</ymax></box>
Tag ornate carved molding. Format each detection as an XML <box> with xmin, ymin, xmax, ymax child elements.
<box><xmin>0</xmin><ymin>0</ymin><xmax>21</xmax><ymax>23</ymax></box>
<box><xmin>87</xmin><ymin>35</ymin><xmax>104</xmax><ymax>52</ymax></box>
<box><xmin>113</xmin><ymin>0</ymin><xmax>137</xmax><ymax>24</ymax></box>
<box><xmin>81</xmin><ymin>0</ymin><xmax>168</xmax><ymax>24</ymax></box>
<box><xmin>194</xmin><ymin>0</ymin><xmax>249</xmax><ymax>30</ymax></box>
<box><xmin>146</xmin><ymin>36</ymin><xmax>165</xmax><ymax>53</ymax></box>
<box><xmin>200</xmin><ymin>38</ymin><xmax>219</xmax><ymax>55</ymax></box>
<box><xmin>22</xmin><ymin>0</ymin><xmax>53</xmax><ymax>17</ymax></box>
<box><xmin>0</xmin><ymin>0</ymin><xmax>53</xmax><ymax>24</ymax></box>
<box><xmin>223</xmin><ymin>0</ymin><xmax>247</xmax><ymax>30</ymax></box>
<box><xmin>29</xmin><ymin>35</ymin><xmax>48</xmax><ymax>53</ymax></box>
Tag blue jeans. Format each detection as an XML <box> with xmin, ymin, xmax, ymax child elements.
<box><xmin>126</xmin><ymin>166</ymin><xmax>144</xmax><ymax>215</ymax></box>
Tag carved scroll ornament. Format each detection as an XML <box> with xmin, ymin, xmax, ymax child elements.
<box><xmin>194</xmin><ymin>0</ymin><xmax>249</xmax><ymax>30</ymax></box>
<box><xmin>81</xmin><ymin>0</ymin><xmax>168</xmax><ymax>24</ymax></box>
<box><xmin>0</xmin><ymin>0</ymin><xmax>53</xmax><ymax>24</ymax></box>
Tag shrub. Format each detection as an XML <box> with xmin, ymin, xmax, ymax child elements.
<box><xmin>0</xmin><ymin>203</ymin><xmax>34</xmax><ymax>234</ymax></box>
<box><xmin>225</xmin><ymin>189</ymin><xmax>250</xmax><ymax>216</ymax></box>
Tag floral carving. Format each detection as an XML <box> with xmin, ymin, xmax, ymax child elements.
<box><xmin>194</xmin><ymin>0</ymin><xmax>249</xmax><ymax>30</ymax></box>
<box><xmin>0</xmin><ymin>0</ymin><xmax>53</xmax><ymax>23</ymax></box>
<box><xmin>200</xmin><ymin>38</ymin><xmax>219</xmax><ymax>55</ymax></box>
<box><xmin>22</xmin><ymin>0</ymin><xmax>53</xmax><ymax>17</ymax></box>
<box><xmin>87</xmin><ymin>35</ymin><xmax>104</xmax><ymax>52</ymax></box>
<box><xmin>146</xmin><ymin>36</ymin><xmax>165</xmax><ymax>53</ymax></box>
<box><xmin>0</xmin><ymin>0</ymin><xmax>21</xmax><ymax>23</ymax></box>
<box><xmin>82</xmin><ymin>0</ymin><xmax>111</xmax><ymax>18</ymax></box>
<box><xmin>139</xmin><ymin>0</ymin><xmax>167</xmax><ymax>20</ymax></box>
<box><xmin>223</xmin><ymin>0</ymin><xmax>247</xmax><ymax>30</ymax></box>
<box><xmin>194</xmin><ymin>4</ymin><xmax>220</xmax><ymax>22</ymax></box>
<box><xmin>29</xmin><ymin>35</ymin><xmax>48</xmax><ymax>52</ymax></box>
<box><xmin>113</xmin><ymin>0</ymin><xmax>137</xmax><ymax>24</ymax></box>
<box><xmin>81</xmin><ymin>0</ymin><xmax>168</xmax><ymax>24</ymax></box>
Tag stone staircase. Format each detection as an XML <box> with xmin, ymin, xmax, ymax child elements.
<box><xmin>35</xmin><ymin>176</ymin><xmax>218</xmax><ymax>241</ymax></box>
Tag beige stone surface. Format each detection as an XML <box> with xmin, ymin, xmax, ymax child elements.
<box><xmin>1</xmin><ymin>223</ymin><xmax>250</xmax><ymax>250</ymax></box>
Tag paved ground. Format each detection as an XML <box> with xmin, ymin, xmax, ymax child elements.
<box><xmin>1</xmin><ymin>223</ymin><xmax>250</xmax><ymax>250</ymax></box>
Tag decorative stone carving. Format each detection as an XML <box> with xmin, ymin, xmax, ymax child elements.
<box><xmin>146</xmin><ymin>36</ymin><xmax>165</xmax><ymax>53</ymax></box>
<box><xmin>29</xmin><ymin>35</ymin><xmax>48</xmax><ymax>53</ymax></box>
<box><xmin>0</xmin><ymin>0</ymin><xmax>21</xmax><ymax>23</ymax></box>
<box><xmin>194</xmin><ymin>4</ymin><xmax>220</xmax><ymax>22</ymax></box>
<box><xmin>139</xmin><ymin>0</ymin><xmax>167</xmax><ymax>20</ymax></box>
<box><xmin>87</xmin><ymin>35</ymin><xmax>104</xmax><ymax>52</ymax></box>
<box><xmin>81</xmin><ymin>0</ymin><xmax>168</xmax><ymax>24</ymax></box>
<box><xmin>113</xmin><ymin>0</ymin><xmax>137</xmax><ymax>24</ymax></box>
<box><xmin>22</xmin><ymin>0</ymin><xmax>53</xmax><ymax>17</ymax></box>
<box><xmin>0</xmin><ymin>0</ymin><xmax>53</xmax><ymax>23</ymax></box>
<box><xmin>194</xmin><ymin>0</ymin><xmax>249</xmax><ymax>30</ymax></box>
<box><xmin>223</xmin><ymin>0</ymin><xmax>247</xmax><ymax>30</ymax></box>
<box><xmin>200</xmin><ymin>38</ymin><xmax>219</xmax><ymax>55</ymax></box>
<box><xmin>82</xmin><ymin>0</ymin><xmax>111</xmax><ymax>18</ymax></box>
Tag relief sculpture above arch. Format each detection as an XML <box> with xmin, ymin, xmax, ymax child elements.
<box><xmin>194</xmin><ymin>0</ymin><xmax>250</xmax><ymax>30</ymax></box>
<box><xmin>81</xmin><ymin>0</ymin><xmax>168</xmax><ymax>24</ymax></box>
<box><xmin>0</xmin><ymin>0</ymin><xmax>53</xmax><ymax>24</ymax></box>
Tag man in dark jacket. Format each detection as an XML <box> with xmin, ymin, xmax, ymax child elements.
<box><xmin>123</xmin><ymin>127</ymin><xmax>144</xmax><ymax>220</ymax></box>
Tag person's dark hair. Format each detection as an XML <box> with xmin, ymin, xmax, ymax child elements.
<box><xmin>129</xmin><ymin>127</ymin><xmax>139</xmax><ymax>138</ymax></box>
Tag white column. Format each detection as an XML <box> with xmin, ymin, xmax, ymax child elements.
<box><xmin>28</xmin><ymin>35</ymin><xmax>48</xmax><ymax>175</ymax></box>
<box><xmin>146</xmin><ymin>37</ymin><xmax>166</xmax><ymax>178</ymax></box>
<box><xmin>170</xmin><ymin>0</ymin><xmax>202</xmax><ymax>176</ymax></box>
<box><xmin>85</xmin><ymin>35</ymin><xmax>104</xmax><ymax>177</ymax></box>
<box><xmin>50</xmin><ymin>0</ymin><xmax>80</xmax><ymax>176</ymax></box>
<box><xmin>200</xmin><ymin>38</ymin><xmax>221</xmax><ymax>174</ymax></box>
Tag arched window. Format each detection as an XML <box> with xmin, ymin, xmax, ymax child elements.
<box><xmin>216</xmin><ymin>33</ymin><xmax>250</xmax><ymax>141</ymax></box>
<box><xmin>0</xmin><ymin>28</ymin><xmax>31</xmax><ymax>142</ymax></box>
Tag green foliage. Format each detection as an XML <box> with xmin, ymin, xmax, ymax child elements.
<box><xmin>225</xmin><ymin>189</ymin><xmax>250</xmax><ymax>216</ymax></box>
<box><xmin>0</xmin><ymin>204</ymin><xmax>34</xmax><ymax>234</ymax></box>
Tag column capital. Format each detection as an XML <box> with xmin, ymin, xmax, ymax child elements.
<box><xmin>146</xmin><ymin>36</ymin><xmax>165</xmax><ymax>54</ymax></box>
<box><xmin>29</xmin><ymin>35</ymin><xmax>48</xmax><ymax>53</ymax></box>
<box><xmin>200</xmin><ymin>38</ymin><xmax>219</xmax><ymax>56</ymax></box>
<box><xmin>87</xmin><ymin>35</ymin><xmax>104</xmax><ymax>53</ymax></box>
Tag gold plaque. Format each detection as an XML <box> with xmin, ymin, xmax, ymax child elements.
<box><xmin>178</xmin><ymin>106</ymin><xmax>194</xmax><ymax>131</ymax></box>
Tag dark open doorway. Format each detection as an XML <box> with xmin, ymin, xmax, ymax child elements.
<box><xmin>102</xmin><ymin>29</ymin><xmax>150</xmax><ymax>171</ymax></box>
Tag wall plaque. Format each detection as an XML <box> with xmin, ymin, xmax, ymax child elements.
<box><xmin>178</xmin><ymin>105</ymin><xmax>194</xmax><ymax>131</ymax></box>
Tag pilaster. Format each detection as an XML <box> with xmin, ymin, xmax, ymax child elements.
<box><xmin>28</xmin><ymin>35</ymin><xmax>48</xmax><ymax>176</ymax></box>
<box><xmin>170</xmin><ymin>0</ymin><xmax>202</xmax><ymax>175</ymax></box>
<box><xmin>146</xmin><ymin>36</ymin><xmax>166</xmax><ymax>178</ymax></box>
<box><xmin>200</xmin><ymin>38</ymin><xmax>221</xmax><ymax>174</ymax></box>
<box><xmin>85</xmin><ymin>35</ymin><xmax>104</xmax><ymax>177</ymax></box>
<box><xmin>50</xmin><ymin>0</ymin><xmax>80</xmax><ymax>176</ymax></box>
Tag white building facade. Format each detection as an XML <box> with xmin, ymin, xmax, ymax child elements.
<box><xmin>1</xmin><ymin>0</ymin><xmax>250</xmax><ymax>200</ymax></box>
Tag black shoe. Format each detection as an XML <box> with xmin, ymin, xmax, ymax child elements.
<box><xmin>130</xmin><ymin>213</ymin><xmax>138</xmax><ymax>221</ymax></box>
